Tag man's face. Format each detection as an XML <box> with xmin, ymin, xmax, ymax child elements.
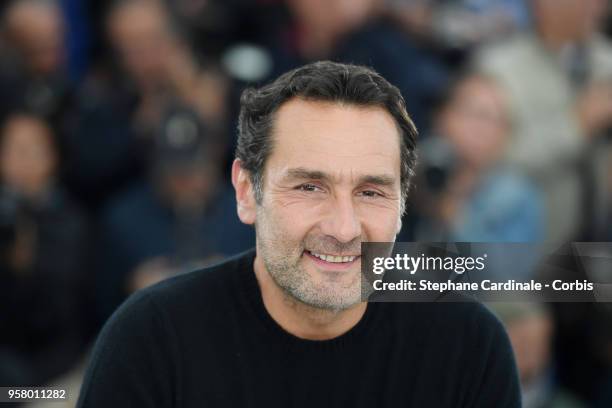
<box><xmin>254</xmin><ymin>99</ymin><xmax>402</xmax><ymax>311</ymax></box>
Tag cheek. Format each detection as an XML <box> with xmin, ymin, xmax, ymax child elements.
<box><xmin>261</xmin><ymin>198</ymin><xmax>320</xmax><ymax>241</ymax></box>
<box><xmin>358</xmin><ymin>205</ymin><xmax>400</xmax><ymax>241</ymax></box>
<box><xmin>266</xmin><ymin>193</ymin><xmax>401</xmax><ymax>242</ymax></box>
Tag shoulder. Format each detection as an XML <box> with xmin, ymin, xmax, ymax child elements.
<box><xmin>384</xmin><ymin>298</ymin><xmax>519</xmax><ymax>389</ymax></box>
<box><xmin>83</xmin><ymin>249</ymin><xmax>256</xmax><ymax>380</ymax></box>
<box><xmin>388</xmin><ymin>298</ymin><xmax>511</xmax><ymax>348</ymax></box>
<box><xmin>95</xmin><ymin>249</ymin><xmax>254</xmax><ymax>337</ymax></box>
<box><xmin>136</xmin><ymin>249</ymin><xmax>256</xmax><ymax>315</ymax></box>
<box><xmin>410</xmin><ymin>300</ymin><xmax>520</xmax><ymax>406</ymax></box>
<box><xmin>380</xmin><ymin>297</ymin><xmax>520</xmax><ymax>405</ymax></box>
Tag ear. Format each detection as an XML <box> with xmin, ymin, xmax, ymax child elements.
<box><xmin>232</xmin><ymin>159</ymin><xmax>257</xmax><ymax>225</ymax></box>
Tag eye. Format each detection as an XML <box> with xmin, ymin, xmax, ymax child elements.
<box><xmin>359</xmin><ymin>190</ymin><xmax>383</xmax><ymax>199</ymax></box>
<box><xmin>296</xmin><ymin>183</ymin><xmax>322</xmax><ymax>192</ymax></box>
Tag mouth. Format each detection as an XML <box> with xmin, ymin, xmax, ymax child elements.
<box><xmin>303</xmin><ymin>250</ymin><xmax>361</xmax><ymax>270</ymax></box>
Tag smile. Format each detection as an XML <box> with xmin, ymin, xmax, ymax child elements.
<box><xmin>305</xmin><ymin>250</ymin><xmax>359</xmax><ymax>263</ymax></box>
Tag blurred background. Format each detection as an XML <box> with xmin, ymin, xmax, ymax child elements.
<box><xmin>0</xmin><ymin>0</ymin><xmax>611</xmax><ymax>406</ymax></box>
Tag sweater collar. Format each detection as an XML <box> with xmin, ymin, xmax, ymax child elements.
<box><xmin>234</xmin><ymin>249</ymin><xmax>384</xmax><ymax>352</ymax></box>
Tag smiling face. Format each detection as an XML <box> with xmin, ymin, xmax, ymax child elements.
<box><xmin>245</xmin><ymin>99</ymin><xmax>402</xmax><ymax>310</ymax></box>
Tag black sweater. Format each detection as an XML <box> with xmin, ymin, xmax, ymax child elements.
<box><xmin>77</xmin><ymin>249</ymin><xmax>521</xmax><ymax>407</ymax></box>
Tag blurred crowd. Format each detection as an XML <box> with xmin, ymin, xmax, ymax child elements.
<box><xmin>0</xmin><ymin>0</ymin><xmax>611</xmax><ymax>407</ymax></box>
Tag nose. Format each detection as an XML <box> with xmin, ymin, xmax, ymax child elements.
<box><xmin>320</xmin><ymin>193</ymin><xmax>362</xmax><ymax>244</ymax></box>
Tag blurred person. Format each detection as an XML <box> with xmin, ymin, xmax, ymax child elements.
<box><xmin>106</xmin><ymin>0</ymin><xmax>226</xmax><ymax>127</ymax></box>
<box><xmin>409</xmin><ymin>74</ymin><xmax>543</xmax><ymax>242</ymax></box>
<box><xmin>607</xmin><ymin>155</ymin><xmax>612</xmax><ymax>240</ymax></box>
<box><xmin>491</xmin><ymin>303</ymin><xmax>586</xmax><ymax>408</ymax></box>
<box><xmin>474</xmin><ymin>0</ymin><xmax>612</xmax><ymax>243</ymax></box>
<box><xmin>0</xmin><ymin>112</ymin><xmax>90</xmax><ymax>386</ymax></box>
<box><xmin>0</xmin><ymin>0</ymin><xmax>72</xmax><ymax>123</ymax></box>
<box><xmin>587</xmin><ymin>143</ymin><xmax>612</xmax><ymax>240</ymax></box>
<box><xmin>267</xmin><ymin>0</ymin><xmax>450</xmax><ymax>132</ymax></box>
<box><xmin>96</xmin><ymin>107</ymin><xmax>253</xmax><ymax>321</ymax></box>
<box><xmin>283</xmin><ymin>0</ymin><xmax>381</xmax><ymax>60</ymax></box>
<box><xmin>63</xmin><ymin>0</ymin><xmax>228</xmax><ymax>208</ymax></box>
<box><xmin>78</xmin><ymin>61</ymin><xmax>520</xmax><ymax>408</ymax></box>
<box><xmin>166</xmin><ymin>0</ymin><xmax>287</xmax><ymax>59</ymax></box>
<box><xmin>531</xmin><ymin>239</ymin><xmax>612</xmax><ymax>405</ymax></box>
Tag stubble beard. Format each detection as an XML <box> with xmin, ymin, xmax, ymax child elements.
<box><xmin>255</xmin><ymin>207</ymin><xmax>362</xmax><ymax>312</ymax></box>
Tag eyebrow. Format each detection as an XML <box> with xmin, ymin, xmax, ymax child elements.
<box><xmin>284</xmin><ymin>167</ymin><xmax>397</xmax><ymax>187</ymax></box>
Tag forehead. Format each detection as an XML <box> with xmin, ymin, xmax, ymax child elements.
<box><xmin>267</xmin><ymin>98</ymin><xmax>401</xmax><ymax>181</ymax></box>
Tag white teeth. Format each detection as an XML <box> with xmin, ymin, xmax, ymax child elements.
<box><xmin>309</xmin><ymin>252</ymin><xmax>357</xmax><ymax>263</ymax></box>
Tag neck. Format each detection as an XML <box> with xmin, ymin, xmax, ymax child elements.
<box><xmin>253</xmin><ymin>255</ymin><xmax>367</xmax><ymax>340</ymax></box>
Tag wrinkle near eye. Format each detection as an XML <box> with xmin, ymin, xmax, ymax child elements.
<box><xmin>267</xmin><ymin>188</ymin><xmax>326</xmax><ymax>208</ymax></box>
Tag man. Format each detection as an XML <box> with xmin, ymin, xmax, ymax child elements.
<box><xmin>77</xmin><ymin>61</ymin><xmax>520</xmax><ymax>407</ymax></box>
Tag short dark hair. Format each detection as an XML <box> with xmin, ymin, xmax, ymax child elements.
<box><xmin>236</xmin><ymin>60</ymin><xmax>418</xmax><ymax>214</ymax></box>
